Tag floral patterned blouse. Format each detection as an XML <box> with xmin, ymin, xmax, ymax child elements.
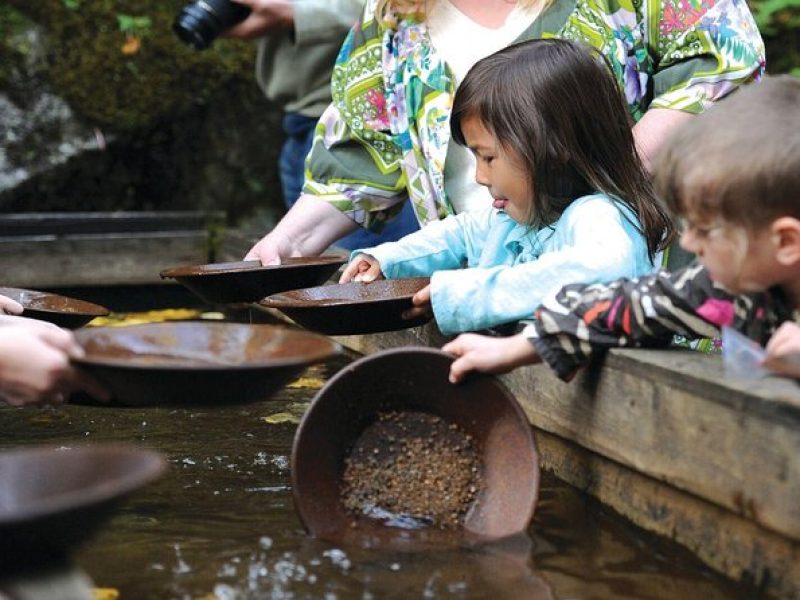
<box><xmin>525</xmin><ymin>263</ymin><xmax>795</xmax><ymax>381</ymax></box>
<box><xmin>304</xmin><ymin>0</ymin><xmax>765</xmax><ymax>232</ymax></box>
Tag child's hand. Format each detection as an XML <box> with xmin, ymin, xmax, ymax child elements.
<box><xmin>0</xmin><ymin>294</ymin><xmax>23</xmax><ymax>315</ymax></box>
<box><xmin>443</xmin><ymin>333</ymin><xmax>541</xmax><ymax>384</ymax></box>
<box><xmin>402</xmin><ymin>284</ymin><xmax>433</xmax><ymax>320</ymax></box>
<box><xmin>0</xmin><ymin>318</ymin><xmax>111</xmax><ymax>406</ymax></box>
<box><xmin>339</xmin><ymin>254</ymin><xmax>384</xmax><ymax>283</ymax></box>
<box><xmin>763</xmin><ymin>322</ymin><xmax>800</xmax><ymax>379</ymax></box>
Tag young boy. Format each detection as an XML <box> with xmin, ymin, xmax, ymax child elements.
<box><xmin>444</xmin><ymin>75</ymin><xmax>800</xmax><ymax>383</ymax></box>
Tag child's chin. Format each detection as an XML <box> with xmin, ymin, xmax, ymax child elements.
<box><xmin>707</xmin><ymin>273</ymin><xmax>739</xmax><ymax>294</ymax></box>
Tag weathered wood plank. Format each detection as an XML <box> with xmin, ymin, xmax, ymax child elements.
<box><xmin>0</xmin><ymin>211</ymin><xmax>224</xmax><ymax>236</ymax></box>
<box><xmin>536</xmin><ymin>428</ymin><xmax>800</xmax><ymax>598</ymax></box>
<box><xmin>0</xmin><ymin>233</ymin><xmax>210</xmax><ymax>287</ymax></box>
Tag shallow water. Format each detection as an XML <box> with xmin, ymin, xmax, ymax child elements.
<box><xmin>0</xmin><ymin>354</ymin><xmax>750</xmax><ymax>599</ymax></box>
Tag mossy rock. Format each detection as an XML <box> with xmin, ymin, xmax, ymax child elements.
<box><xmin>4</xmin><ymin>0</ymin><xmax>255</xmax><ymax>131</ymax></box>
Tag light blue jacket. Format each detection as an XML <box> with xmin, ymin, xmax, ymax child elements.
<box><xmin>354</xmin><ymin>194</ymin><xmax>658</xmax><ymax>335</ymax></box>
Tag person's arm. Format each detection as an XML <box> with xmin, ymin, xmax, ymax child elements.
<box><xmin>444</xmin><ymin>332</ymin><xmax>540</xmax><ymax>384</ymax></box>
<box><xmin>362</xmin><ymin>209</ymin><xmax>491</xmax><ymax>279</ymax></box>
<box><xmin>763</xmin><ymin>322</ymin><xmax>800</xmax><ymax>378</ymax></box>
<box><xmin>243</xmin><ymin>3</ymin><xmax>416</xmax><ymax>263</ymax></box>
<box><xmin>444</xmin><ymin>264</ymin><xmax>720</xmax><ymax>383</ymax></box>
<box><xmin>527</xmin><ymin>264</ymin><xmax>743</xmax><ymax>380</ymax></box>
<box><xmin>633</xmin><ymin>108</ymin><xmax>693</xmax><ymax>172</ymax></box>
<box><xmin>428</xmin><ymin>197</ymin><xmax>650</xmax><ymax>335</ymax></box>
<box><xmin>225</xmin><ymin>0</ymin><xmax>294</xmax><ymax>39</ymax></box>
<box><xmin>244</xmin><ymin>193</ymin><xmax>360</xmax><ymax>263</ymax></box>
<box><xmin>0</xmin><ymin>316</ymin><xmax>110</xmax><ymax>406</ymax></box>
<box><xmin>630</xmin><ymin>0</ymin><xmax>764</xmax><ymax>169</ymax></box>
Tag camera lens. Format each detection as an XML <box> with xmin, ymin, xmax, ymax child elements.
<box><xmin>173</xmin><ymin>0</ymin><xmax>250</xmax><ymax>50</ymax></box>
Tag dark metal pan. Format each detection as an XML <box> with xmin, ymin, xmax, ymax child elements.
<box><xmin>0</xmin><ymin>445</ymin><xmax>165</xmax><ymax>573</ymax></box>
<box><xmin>291</xmin><ymin>347</ymin><xmax>539</xmax><ymax>549</ymax></box>
<box><xmin>71</xmin><ymin>321</ymin><xmax>340</xmax><ymax>406</ymax></box>
<box><xmin>259</xmin><ymin>278</ymin><xmax>431</xmax><ymax>336</ymax></box>
<box><xmin>159</xmin><ymin>256</ymin><xmax>347</xmax><ymax>304</ymax></box>
<box><xmin>0</xmin><ymin>286</ymin><xmax>110</xmax><ymax>329</ymax></box>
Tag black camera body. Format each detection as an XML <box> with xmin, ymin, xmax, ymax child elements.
<box><xmin>173</xmin><ymin>0</ymin><xmax>251</xmax><ymax>50</ymax></box>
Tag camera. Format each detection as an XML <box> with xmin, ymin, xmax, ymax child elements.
<box><xmin>173</xmin><ymin>0</ymin><xmax>251</xmax><ymax>50</ymax></box>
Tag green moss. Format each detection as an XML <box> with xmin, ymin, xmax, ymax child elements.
<box><xmin>4</xmin><ymin>0</ymin><xmax>256</xmax><ymax>130</ymax></box>
<box><xmin>0</xmin><ymin>6</ymin><xmax>36</xmax><ymax>88</ymax></box>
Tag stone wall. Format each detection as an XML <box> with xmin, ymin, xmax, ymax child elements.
<box><xmin>0</xmin><ymin>1</ymin><xmax>284</xmax><ymax>228</ymax></box>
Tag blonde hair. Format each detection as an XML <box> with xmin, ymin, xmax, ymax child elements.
<box><xmin>374</xmin><ymin>0</ymin><xmax>546</xmax><ymax>23</ymax></box>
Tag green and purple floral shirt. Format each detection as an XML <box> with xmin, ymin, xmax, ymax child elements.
<box><xmin>304</xmin><ymin>0</ymin><xmax>765</xmax><ymax>231</ymax></box>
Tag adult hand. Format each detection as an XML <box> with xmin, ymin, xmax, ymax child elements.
<box><xmin>402</xmin><ymin>284</ymin><xmax>433</xmax><ymax>321</ymax></box>
<box><xmin>0</xmin><ymin>317</ymin><xmax>111</xmax><ymax>406</ymax></box>
<box><xmin>224</xmin><ymin>0</ymin><xmax>294</xmax><ymax>39</ymax></box>
<box><xmin>442</xmin><ymin>333</ymin><xmax>540</xmax><ymax>384</ymax></box>
<box><xmin>243</xmin><ymin>194</ymin><xmax>363</xmax><ymax>265</ymax></box>
<box><xmin>0</xmin><ymin>294</ymin><xmax>23</xmax><ymax>315</ymax></box>
<box><xmin>243</xmin><ymin>230</ymin><xmax>293</xmax><ymax>266</ymax></box>
<box><xmin>339</xmin><ymin>254</ymin><xmax>383</xmax><ymax>283</ymax></box>
<box><xmin>764</xmin><ymin>321</ymin><xmax>800</xmax><ymax>379</ymax></box>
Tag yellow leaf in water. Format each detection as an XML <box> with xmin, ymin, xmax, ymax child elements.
<box><xmin>89</xmin><ymin>309</ymin><xmax>204</xmax><ymax>327</ymax></box>
<box><xmin>121</xmin><ymin>35</ymin><xmax>141</xmax><ymax>55</ymax></box>
<box><xmin>286</xmin><ymin>377</ymin><xmax>325</xmax><ymax>390</ymax></box>
<box><xmin>93</xmin><ymin>588</ymin><xmax>119</xmax><ymax>600</ymax></box>
<box><xmin>200</xmin><ymin>312</ymin><xmax>226</xmax><ymax>320</ymax></box>
<box><xmin>262</xmin><ymin>412</ymin><xmax>299</xmax><ymax>424</ymax></box>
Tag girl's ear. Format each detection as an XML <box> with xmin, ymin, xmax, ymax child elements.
<box><xmin>771</xmin><ymin>217</ymin><xmax>800</xmax><ymax>266</ymax></box>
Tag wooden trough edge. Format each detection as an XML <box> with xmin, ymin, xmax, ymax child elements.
<box><xmin>307</xmin><ymin>318</ymin><xmax>800</xmax><ymax>598</ymax></box>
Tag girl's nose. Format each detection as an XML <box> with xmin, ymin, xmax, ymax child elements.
<box><xmin>474</xmin><ymin>165</ymin><xmax>490</xmax><ymax>187</ymax></box>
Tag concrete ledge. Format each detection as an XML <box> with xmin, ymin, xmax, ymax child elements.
<box><xmin>0</xmin><ymin>212</ymin><xmax>223</xmax><ymax>288</ymax></box>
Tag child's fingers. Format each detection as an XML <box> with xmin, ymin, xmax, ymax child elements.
<box><xmin>449</xmin><ymin>354</ymin><xmax>476</xmax><ymax>384</ymax></box>
<box><xmin>442</xmin><ymin>338</ymin><xmax>464</xmax><ymax>357</ymax></box>
<box><xmin>765</xmin><ymin>322</ymin><xmax>800</xmax><ymax>356</ymax></box>
<box><xmin>353</xmin><ymin>264</ymin><xmax>381</xmax><ymax>282</ymax></box>
<box><xmin>0</xmin><ymin>296</ymin><xmax>23</xmax><ymax>315</ymax></box>
<box><xmin>412</xmin><ymin>285</ymin><xmax>431</xmax><ymax>305</ymax></box>
<box><xmin>443</xmin><ymin>334</ymin><xmax>478</xmax><ymax>357</ymax></box>
<box><xmin>401</xmin><ymin>305</ymin><xmax>432</xmax><ymax>320</ymax></box>
<box><xmin>339</xmin><ymin>261</ymin><xmax>360</xmax><ymax>283</ymax></box>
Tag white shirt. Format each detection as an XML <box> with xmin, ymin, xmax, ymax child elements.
<box><xmin>428</xmin><ymin>0</ymin><xmax>542</xmax><ymax>214</ymax></box>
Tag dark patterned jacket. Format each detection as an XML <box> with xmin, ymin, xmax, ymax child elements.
<box><xmin>525</xmin><ymin>263</ymin><xmax>796</xmax><ymax>381</ymax></box>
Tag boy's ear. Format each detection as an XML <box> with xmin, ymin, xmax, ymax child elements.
<box><xmin>771</xmin><ymin>217</ymin><xmax>800</xmax><ymax>266</ymax></box>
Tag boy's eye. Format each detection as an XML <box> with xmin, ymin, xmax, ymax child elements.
<box><xmin>681</xmin><ymin>219</ymin><xmax>724</xmax><ymax>238</ymax></box>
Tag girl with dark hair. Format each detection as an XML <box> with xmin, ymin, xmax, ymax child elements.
<box><xmin>444</xmin><ymin>76</ymin><xmax>800</xmax><ymax>382</ymax></box>
<box><xmin>339</xmin><ymin>39</ymin><xmax>675</xmax><ymax>335</ymax></box>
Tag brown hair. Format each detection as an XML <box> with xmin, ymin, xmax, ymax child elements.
<box><xmin>655</xmin><ymin>75</ymin><xmax>800</xmax><ymax>230</ymax></box>
<box><xmin>451</xmin><ymin>38</ymin><xmax>674</xmax><ymax>260</ymax></box>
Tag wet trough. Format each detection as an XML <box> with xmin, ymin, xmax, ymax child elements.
<box><xmin>0</xmin><ymin>332</ymin><xmax>749</xmax><ymax>599</ymax></box>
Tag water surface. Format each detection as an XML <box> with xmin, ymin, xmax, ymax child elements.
<box><xmin>0</xmin><ymin>354</ymin><xmax>748</xmax><ymax>599</ymax></box>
